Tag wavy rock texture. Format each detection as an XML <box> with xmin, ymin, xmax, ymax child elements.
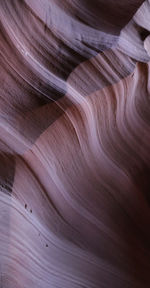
<box><xmin>0</xmin><ymin>0</ymin><xmax>150</xmax><ymax>287</ymax></box>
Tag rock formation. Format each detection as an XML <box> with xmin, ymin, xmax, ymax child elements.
<box><xmin>0</xmin><ymin>0</ymin><xmax>150</xmax><ymax>287</ymax></box>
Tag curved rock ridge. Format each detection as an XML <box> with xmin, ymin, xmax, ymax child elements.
<box><xmin>0</xmin><ymin>0</ymin><xmax>150</xmax><ymax>288</ymax></box>
<box><xmin>118</xmin><ymin>0</ymin><xmax>150</xmax><ymax>61</ymax></box>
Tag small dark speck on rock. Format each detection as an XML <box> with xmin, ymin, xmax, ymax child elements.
<box><xmin>30</xmin><ymin>209</ymin><xmax>32</xmax><ymax>213</ymax></box>
<box><xmin>25</xmin><ymin>204</ymin><xmax>27</xmax><ymax>209</ymax></box>
<box><xmin>46</xmin><ymin>244</ymin><xmax>48</xmax><ymax>247</ymax></box>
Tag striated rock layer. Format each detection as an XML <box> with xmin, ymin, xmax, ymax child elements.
<box><xmin>0</xmin><ymin>0</ymin><xmax>150</xmax><ymax>287</ymax></box>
